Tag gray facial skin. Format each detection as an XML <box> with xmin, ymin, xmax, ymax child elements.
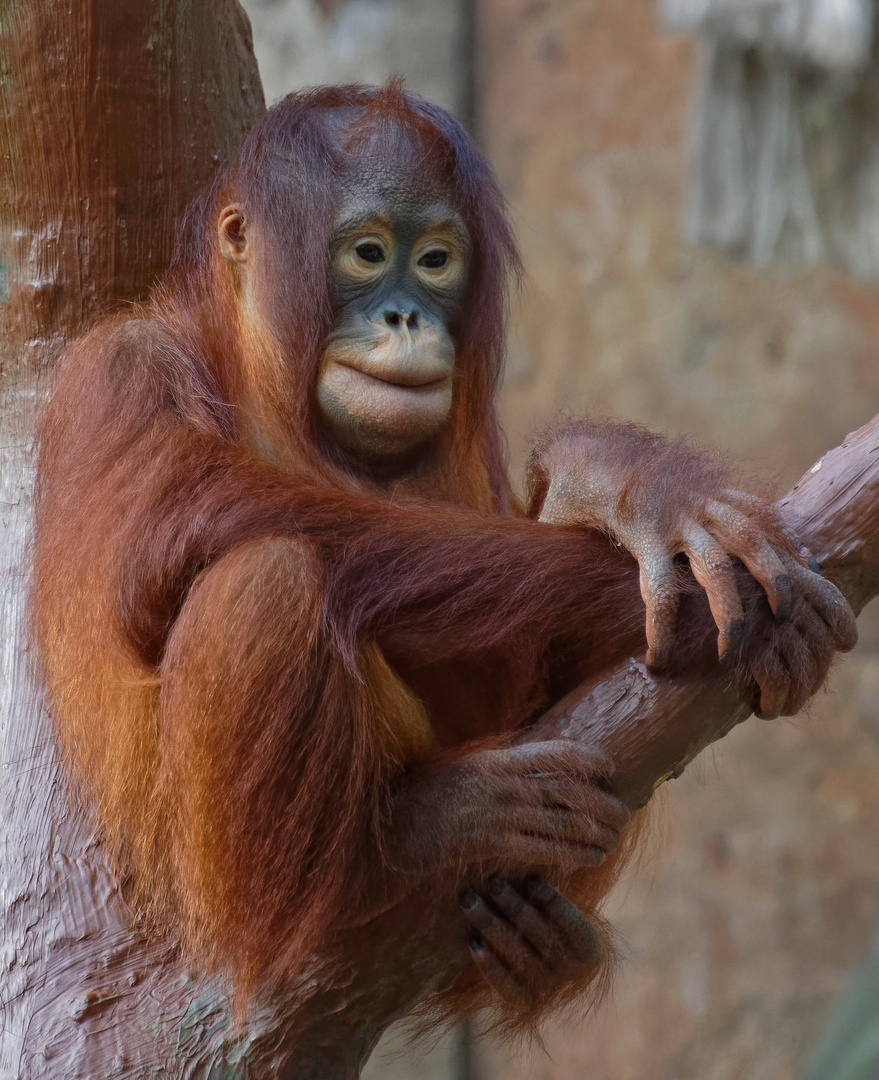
<box><xmin>216</xmin><ymin>118</ymin><xmax>473</xmax><ymax>475</ymax></box>
<box><xmin>317</xmin><ymin>145</ymin><xmax>471</xmax><ymax>469</ymax></box>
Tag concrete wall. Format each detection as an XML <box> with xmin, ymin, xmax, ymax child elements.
<box><xmin>243</xmin><ymin>0</ymin><xmax>472</xmax><ymax>118</ymax></box>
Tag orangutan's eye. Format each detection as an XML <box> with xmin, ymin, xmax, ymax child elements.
<box><xmin>355</xmin><ymin>243</ymin><xmax>385</xmax><ymax>264</ymax></box>
<box><xmin>418</xmin><ymin>250</ymin><xmax>448</xmax><ymax>269</ymax></box>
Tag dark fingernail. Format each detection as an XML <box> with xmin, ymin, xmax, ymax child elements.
<box><xmin>460</xmin><ymin>890</ymin><xmax>478</xmax><ymax>910</ymax></box>
<box><xmin>809</xmin><ymin>556</ymin><xmax>822</xmax><ymax>575</ymax></box>
<box><xmin>773</xmin><ymin>574</ymin><xmax>792</xmax><ymax>620</ymax></box>
<box><xmin>523</xmin><ymin>875</ymin><xmax>552</xmax><ymax>899</ymax></box>
<box><xmin>469</xmin><ymin>932</ymin><xmax>483</xmax><ymax>954</ymax></box>
<box><xmin>488</xmin><ymin>877</ymin><xmax>506</xmax><ymax>897</ymax></box>
<box><xmin>720</xmin><ymin>618</ymin><xmax>745</xmax><ymax>664</ymax></box>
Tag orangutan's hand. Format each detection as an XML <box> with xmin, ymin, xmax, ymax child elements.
<box><xmin>459</xmin><ymin>876</ymin><xmax>603</xmax><ymax>1009</ymax></box>
<box><xmin>529</xmin><ymin>420</ymin><xmax>857</xmax><ymax>679</ymax></box>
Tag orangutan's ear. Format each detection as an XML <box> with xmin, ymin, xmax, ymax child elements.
<box><xmin>218</xmin><ymin>204</ymin><xmax>248</xmax><ymax>263</ymax></box>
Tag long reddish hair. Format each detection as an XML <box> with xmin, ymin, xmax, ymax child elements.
<box><xmin>151</xmin><ymin>82</ymin><xmax>521</xmax><ymax>506</ymax></box>
<box><xmin>32</xmin><ymin>84</ymin><xmax>650</xmax><ymax>1026</ymax></box>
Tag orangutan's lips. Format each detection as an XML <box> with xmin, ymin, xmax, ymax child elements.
<box><xmin>337</xmin><ymin>361</ymin><xmax>450</xmax><ymax>390</ymax></box>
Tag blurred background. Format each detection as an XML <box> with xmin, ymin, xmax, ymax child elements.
<box><xmin>237</xmin><ymin>2</ymin><xmax>879</xmax><ymax>1077</ymax></box>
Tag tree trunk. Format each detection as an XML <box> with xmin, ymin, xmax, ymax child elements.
<box><xmin>0</xmin><ymin>4</ymin><xmax>267</xmax><ymax>1077</ymax></box>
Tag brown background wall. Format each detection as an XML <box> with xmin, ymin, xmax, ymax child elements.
<box><xmin>241</xmin><ymin>2</ymin><xmax>879</xmax><ymax>1076</ymax></box>
<box><xmin>481</xmin><ymin>0</ymin><xmax>879</xmax><ymax>488</ymax></box>
<box><xmin>478</xmin><ymin>4</ymin><xmax>879</xmax><ymax>1077</ymax></box>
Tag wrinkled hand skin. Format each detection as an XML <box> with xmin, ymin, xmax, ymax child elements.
<box><xmin>392</xmin><ymin>741</ymin><xmax>631</xmax><ymax>876</ymax></box>
<box><xmin>529</xmin><ymin>419</ymin><xmax>858</xmax><ymax>718</ymax></box>
<box><xmin>459</xmin><ymin>876</ymin><xmax>603</xmax><ymax>1006</ymax></box>
<box><xmin>386</xmin><ymin>741</ymin><xmax>627</xmax><ymax>1007</ymax></box>
<box><xmin>734</xmin><ymin>570</ymin><xmax>855</xmax><ymax>719</ymax></box>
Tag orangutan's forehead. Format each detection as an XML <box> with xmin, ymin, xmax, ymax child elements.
<box><xmin>321</xmin><ymin>107</ymin><xmax>456</xmax><ymax>207</ymax></box>
<box><xmin>335</xmin><ymin>165</ymin><xmax>457</xmax><ymax>218</ymax></box>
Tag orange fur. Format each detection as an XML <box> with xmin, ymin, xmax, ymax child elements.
<box><xmin>32</xmin><ymin>86</ymin><xmax>773</xmax><ymax>1028</ymax></box>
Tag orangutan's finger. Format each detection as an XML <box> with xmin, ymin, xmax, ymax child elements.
<box><xmin>704</xmin><ymin>500</ymin><xmax>792</xmax><ymax>620</ymax></box>
<box><xmin>523</xmin><ymin>875</ymin><xmax>604</xmax><ymax>966</ymax></box>
<box><xmin>779</xmin><ymin>551</ymin><xmax>858</xmax><ymax>653</ymax></box>
<box><xmin>750</xmin><ymin>647</ymin><xmax>789</xmax><ymax>720</ymax></box>
<box><xmin>682</xmin><ymin>521</ymin><xmax>745</xmax><ymax>662</ymax></box>
<box><xmin>638</xmin><ymin>553</ymin><xmax>680</xmax><ymax>671</ymax></box>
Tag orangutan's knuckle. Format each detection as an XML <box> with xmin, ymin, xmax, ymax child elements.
<box><xmin>737</xmin><ymin>521</ymin><xmax>763</xmax><ymax>550</ymax></box>
<box><xmin>649</xmin><ymin>580</ymin><xmax>677</xmax><ymax>609</ymax></box>
<box><xmin>705</xmin><ymin>552</ymin><xmax>732</xmax><ymax>579</ymax></box>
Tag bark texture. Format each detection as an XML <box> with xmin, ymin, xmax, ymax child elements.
<box><xmin>0</xmin><ymin>4</ymin><xmax>265</xmax><ymax>1077</ymax></box>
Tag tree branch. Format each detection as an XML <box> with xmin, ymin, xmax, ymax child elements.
<box><xmin>276</xmin><ymin>412</ymin><xmax>879</xmax><ymax>1077</ymax></box>
<box><xmin>533</xmin><ymin>411</ymin><xmax>879</xmax><ymax>810</ymax></box>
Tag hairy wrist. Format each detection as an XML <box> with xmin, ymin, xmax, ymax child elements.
<box><xmin>526</xmin><ymin>418</ymin><xmax>735</xmax><ymax>524</ymax></box>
